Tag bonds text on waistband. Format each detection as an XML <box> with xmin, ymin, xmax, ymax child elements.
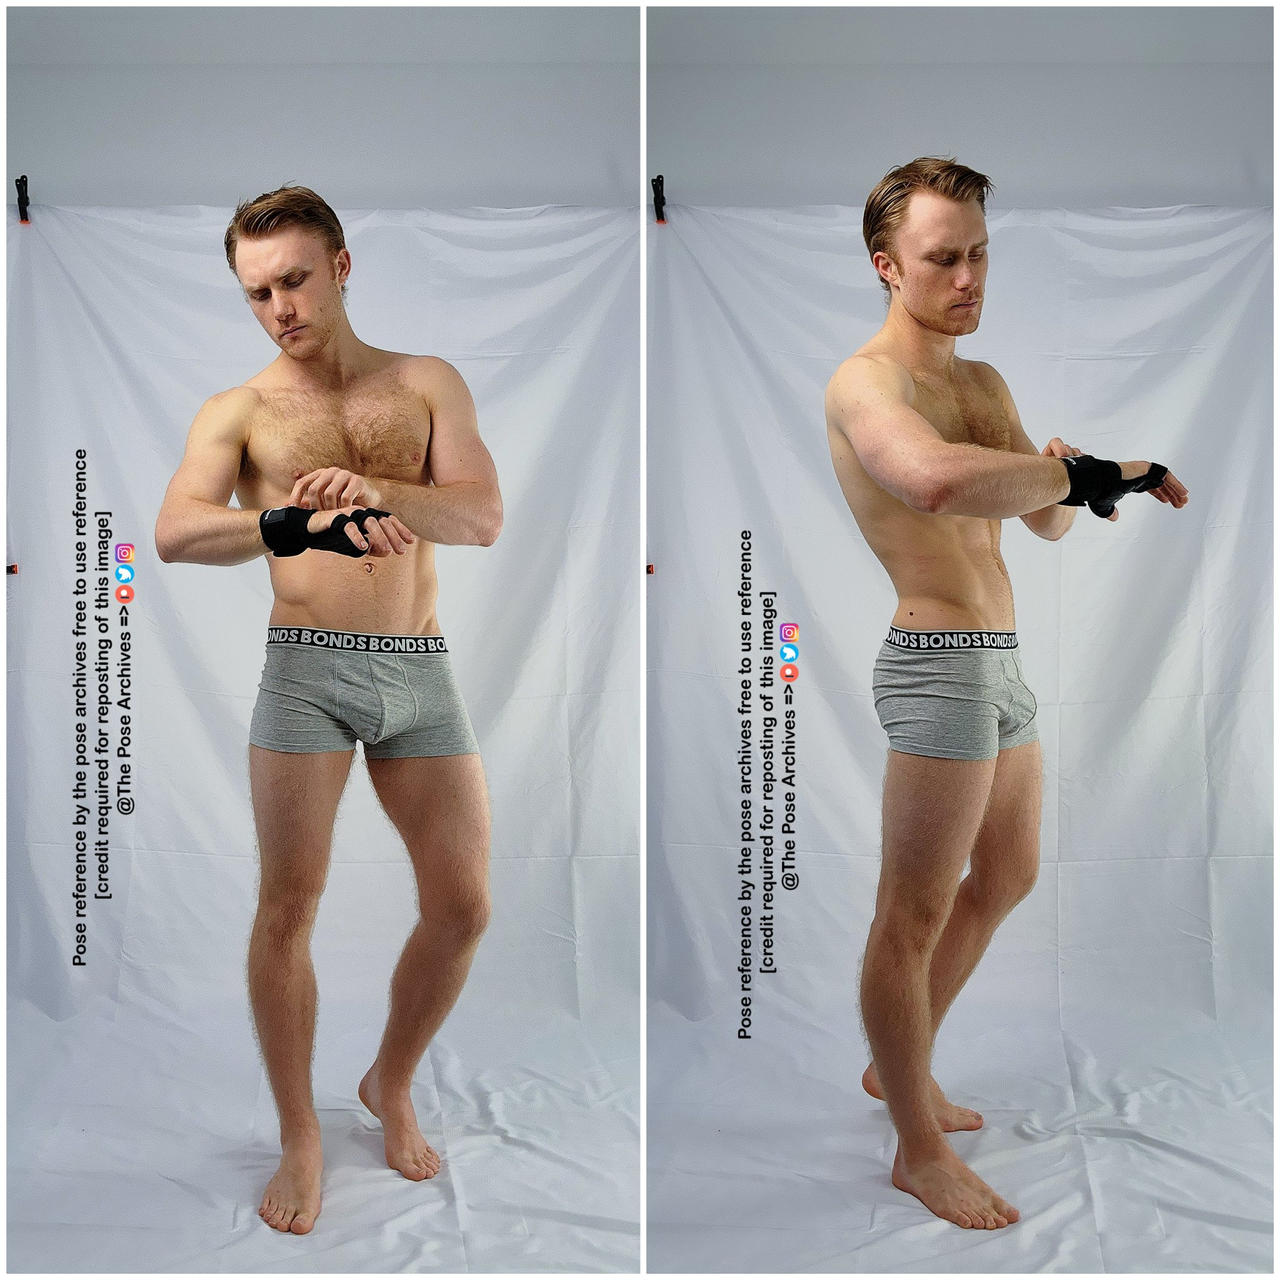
<box><xmin>266</xmin><ymin>627</ymin><xmax>448</xmax><ymax>654</ymax></box>
<box><xmin>886</xmin><ymin>627</ymin><xmax>1018</xmax><ymax>650</ymax></box>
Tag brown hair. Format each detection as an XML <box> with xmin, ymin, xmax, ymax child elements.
<box><xmin>863</xmin><ymin>157</ymin><xmax>993</xmax><ymax>297</ymax></box>
<box><xmin>223</xmin><ymin>185</ymin><xmax>346</xmax><ymax>278</ymax></box>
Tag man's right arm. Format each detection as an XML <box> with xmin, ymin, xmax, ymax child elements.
<box><xmin>826</xmin><ymin>356</ymin><xmax>1072</xmax><ymax>518</ymax></box>
<box><xmin>155</xmin><ymin>389</ymin><xmax>268</xmax><ymax>565</ymax></box>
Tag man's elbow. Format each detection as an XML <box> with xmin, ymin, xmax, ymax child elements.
<box><xmin>154</xmin><ymin>515</ymin><xmax>178</xmax><ymax>563</ymax></box>
<box><xmin>474</xmin><ymin>494</ymin><xmax>503</xmax><ymax>547</ymax></box>
<box><xmin>914</xmin><ymin>474</ymin><xmax>952</xmax><ymax>515</ymax></box>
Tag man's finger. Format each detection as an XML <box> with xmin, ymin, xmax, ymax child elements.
<box><xmin>379</xmin><ymin>518</ymin><xmax>411</xmax><ymax>554</ymax></box>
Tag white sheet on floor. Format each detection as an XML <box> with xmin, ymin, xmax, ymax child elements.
<box><xmin>646</xmin><ymin>204</ymin><xmax>1272</xmax><ymax>1272</ymax></box>
<box><xmin>8</xmin><ymin>203</ymin><xmax>639</xmax><ymax>1272</ymax></box>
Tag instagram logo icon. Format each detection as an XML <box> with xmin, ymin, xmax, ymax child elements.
<box><xmin>115</xmin><ymin>543</ymin><xmax>135</xmax><ymax>563</ymax></box>
<box><xmin>779</xmin><ymin>622</ymin><xmax>798</xmax><ymax>642</ymax></box>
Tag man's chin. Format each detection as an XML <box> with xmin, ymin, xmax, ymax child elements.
<box><xmin>944</xmin><ymin>307</ymin><xmax>981</xmax><ymax>334</ymax></box>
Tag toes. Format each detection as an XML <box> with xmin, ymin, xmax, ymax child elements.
<box><xmin>280</xmin><ymin>1207</ymin><xmax>297</xmax><ymax>1232</ymax></box>
<box><xmin>291</xmin><ymin>1213</ymin><xmax>315</xmax><ymax>1234</ymax></box>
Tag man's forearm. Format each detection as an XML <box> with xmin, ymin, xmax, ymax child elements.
<box><xmin>155</xmin><ymin>500</ymin><xmax>267</xmax><ymax>565</ymax></box>
<box><xmin>1022</xmin><ymin>502</ymin><xmax>1077</xmax><ymax>541</ymax></box>
<box><xmin>374</xmin><ymin>478</ymin><xmax>502</xmax><ymax>547</ymax></box>
<box><xmin>934</xmin><ymin>444</ymin><xmax>1070</xmax><ymax>518</ymax></box>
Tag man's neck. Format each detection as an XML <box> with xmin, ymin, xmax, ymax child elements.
<box><xmin>877</xmin><ymin>298</ymin><xmax>958</xmax><ymax>380</ymax></box>
<box><xmin>278</xmin><ymin>317</ymin><xmax>372</xmax><ymax>390</ymax></box>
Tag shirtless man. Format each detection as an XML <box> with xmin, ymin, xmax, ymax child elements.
<box><xmin>824</xmin><ymin>158</ymin><xmax>1189</xmax><ymax>1231</ymax></box>
<box><xmin>154</xmin><ymin>186</ymin><xmax>502</xmax><ymax>1235</ymax></box>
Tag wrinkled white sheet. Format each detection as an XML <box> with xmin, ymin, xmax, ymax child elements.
<box><xmin>646</xmin><ymin>205</ymin><xmax>1272</xmax><ymax>1272</ymax></box>
<box><xmin>8</xmin><ymin>204</ymin><xmax>640</xmax><ymax>1271</ymax></box>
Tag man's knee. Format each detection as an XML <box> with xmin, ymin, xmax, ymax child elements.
<box><xmin>421</xmin><ymin>881</ymin><xmax>490</xmax><ymax>944</ymax></box>
<box><xmin>254</xmin><ymin>880</ymin><xmax>325</xmax><ymax>939</ymax></box>
<box><xmin>969</xmin><ymin>863</ymin><xmax>1038</xmax><ymax>914</ymax></box>
<box><xmin>871</xmin><ymin>893</ymin><xmax>954</xmax><ymax>953</ymax></box>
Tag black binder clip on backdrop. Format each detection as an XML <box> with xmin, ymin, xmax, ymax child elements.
<box><xmin>651</xmin><ymin>175</ymin><xmax>666</xmax><ymax>225</ymax></box>
<box><xmin>16</xmin><ymin>175</ymin><xmax>29</xmax><ymax>224</ymax></box>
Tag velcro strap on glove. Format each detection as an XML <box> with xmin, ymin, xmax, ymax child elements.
<box><xmin>259</xmin><ymin>506</ymin><xmax>312</xmax><ymax>557</ymax></box>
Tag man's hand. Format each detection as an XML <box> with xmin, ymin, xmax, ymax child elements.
<box><xmin>1043</xmin><ymin>438</ymin><xmax>1189</xmax><ymax>521</ymax></box>
<box><xmin>1124</xmin><ymin>461</ymin><xmax>1189</xmax><ymax>511</ymax></box>
<box><xmin>307</xmin><ymin>506</ymin><xmax>416</xmax><ymax>556</ymax></box>
<box><xmin>291</xmin><ymin>467</ymin><xmax>384</xmax><ymax>511</ymax></box>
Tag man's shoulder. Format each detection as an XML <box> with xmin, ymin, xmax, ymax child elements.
<box><xmin>828</xmin><ymin>350</ymin><xmax>913</xmax><ymax>405</ymax></box>
<box><xmin>961</xmin><ymin>357</ymin><xmax>1008</xmax><ymax>392</ymax></box>
<box><xmin>198</xmin><ymin>384</ymin><xmax>263</xmax><ymax>427</ymax></box>
<box><xmin>390</xmin><ymin>352</ymin><xmax>468</xmax><ymax>394</ymax></box>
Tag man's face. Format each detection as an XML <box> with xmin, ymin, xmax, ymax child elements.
<box><xmin>233</xmin><ymin>226</ymin><xmax>350</xmax><ymax>356</ymax></box>
<box><xmin>877</xmin><ymin>190</ymin><xmax>989</xmax><ymax>337</ymax></box>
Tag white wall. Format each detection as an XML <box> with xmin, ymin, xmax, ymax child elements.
<box><xmin>7</xmin><ymin>7</ymin><xmax>639</xmax><ymax>208</ymax></box>
<box><xmin>647</xmin><ymin>7</ymin><xmax>1272</xmax><ymax>208</ymax></box>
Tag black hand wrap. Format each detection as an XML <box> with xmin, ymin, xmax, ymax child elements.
<box><xmin>1057</xmin><ymin>456</ymin><xmax>1169</xmax><ymax>519</ymax></box>
<box><xmin>259</xmin><ymin>506</ymin><xmax>393</xmax><ymax>557</ymax></box>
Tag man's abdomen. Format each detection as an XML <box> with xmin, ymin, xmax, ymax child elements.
<box><xmin>266</xmin><ymin>541</ymin><xmax>443</xmax><ymax>636</ymax></box>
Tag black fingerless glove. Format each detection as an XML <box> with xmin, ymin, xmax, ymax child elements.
<box><xmin>259</xmin><ymin>506</ymin><xmax>312</xmax><ymax>557</ymax></box>
<box><xmin>259</xmin><ymin>506</ymin><xmax>393</xmax><ymax>557</ymax></box>
<box><xmin>1058</xmin><ymin>456</ymin><xmax>1169</xmax><ymax>519</ymax></box>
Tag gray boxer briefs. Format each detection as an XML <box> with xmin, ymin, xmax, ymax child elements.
<box><xmin>872</xmin><ymin>626</ymin><xmax>1039</xmax><ymax>760</ymax></box>
<box><xmin>249</xmin><ymin>627</ymin><xmax>479</xmax><ymax>758</ymax></box>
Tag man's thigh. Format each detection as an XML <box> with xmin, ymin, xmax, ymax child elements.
<box><xmin>876</xmin><ymin>749</ymin><xmax>999</xmax><ymax>922</ymax></box>
<box><xmin>364</xmin><ymin>753</ymin><xmax>490</xmax><ymax>895</ymax></box>
<box><xmin>967</xmin><ymin>738</ymin><xmax>1042</xmax><ymax>895</ymax></box>
<box><xmin>249</xmin><ymin>745</ymin><xmax>354</xmax><ymax>897</ymax></box>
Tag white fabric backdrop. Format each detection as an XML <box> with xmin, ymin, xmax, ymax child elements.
<box><xmin>646</xmin><ymin>205</ymin><xmax>1272</xmax><ymax>1272</ymax></box>
<box><xmin>8</xmin><ymin>204</ymin><xmax>639</xmax><ymax>1271</ymax></box>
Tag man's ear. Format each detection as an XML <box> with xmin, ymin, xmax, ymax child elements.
<box><xmin>335</xmin><ymin>247</ymin><xmax>352</xmax><ymax>287</ymax></box>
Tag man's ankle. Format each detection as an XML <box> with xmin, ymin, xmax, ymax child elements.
<box><xmin>279</xmin><ymin>1122</ymin><xmax>322</xmax><ymax>1149</ymax></box>
<box><xmin>897</xmin><ymin>1129</ymin><xmax>949</xmax><ymax>1165</ymax></box>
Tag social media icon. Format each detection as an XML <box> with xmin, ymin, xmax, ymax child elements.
<box><xmin>779</xmin><ymin>622</ymin><xmax>799</xmax><ymax>642</ymax></box>
<box><xmin>115</xmin><ymin>565</ymin><xmax>135</xmax><ymax>584</ymax></box>
<box><xmin>115</xmin><ymin>543</ymin><xmax>135</xmax><ymax>563</ymax></box>
<box><xmin>115</xmin><ymin>585</ymin><xmax>134</xmax><ymax>604</ymax></box>
<box><xmin>780</xmin><ymin>642</ymin><xmax>799</xmax><ymax>663</ymax></box>
<box><xmin>780</xmin><ymin>663</ymin><xmax>799</xmax><ymax>683</ymax></box>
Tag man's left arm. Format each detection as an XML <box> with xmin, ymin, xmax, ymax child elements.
<box><xmin>291</xmin><ymin>358</ymin><xmax>503</xmax><ymax>547</ymax></box>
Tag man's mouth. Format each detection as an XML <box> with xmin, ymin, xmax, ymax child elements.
<box><xmin>280</xmin><ymin>325</ymin><xmax>304</xmax><ymax>338</ymax></box>
<box><xmin>953</xmin><ymin>300</ymin><xmax>980</xmax><ymax>309</ymax></box>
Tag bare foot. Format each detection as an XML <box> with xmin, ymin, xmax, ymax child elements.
<box><xmin>259</xmin><ymin>1134</ymin><xmax>323</xmax><ymax>1234</ymax></box>
<box><xmin>862</xmin><ymin>1062</ymin><xmax>983</xmax><ymax>1132</ymax></box>
<box><xmin>892</xmin><ymin>1141</ymin><xmax>1019</xmax><ymax>1229</ymax></box>
<box><xmin>358</xmin><ymin>1065</ymin><xmax>442</xmax><ymax>1181</ymax></box>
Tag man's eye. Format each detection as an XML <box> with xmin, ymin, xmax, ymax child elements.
<box><xmin>935</xmin><ymin>258</ymin><xmax>954</xmax><ymax>266</ymax></box>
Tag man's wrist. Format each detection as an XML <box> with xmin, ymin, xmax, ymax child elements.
<box><xmin>259</xmin><ymin>506</ymin><xmax>312</xmax><ymax>557</ymax></box>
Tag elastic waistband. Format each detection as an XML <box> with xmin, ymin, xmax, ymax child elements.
<box><xmin>266</xmin><ymin>627</ymin><xmax>448</xmax><ymax>654</ymax></box>
<box><xmin>885</xmin><ymin>626</ymin><xmax>1018</xmax><ymax>651</ymax></box>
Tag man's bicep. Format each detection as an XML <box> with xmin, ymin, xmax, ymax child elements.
<box><xmin>163</xmin><ymin>392</ymin><xmax>250</xmax><ymax>508</ymax></box>
<box><xmin>827</xmin><ymin>364</ymin><xmax>950</xmax><ymax>510</ymax></box>
<box><xmin>424</xmin><ymin>361</ymin><xmax>499</xmax><ymax>490</ymax></box>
